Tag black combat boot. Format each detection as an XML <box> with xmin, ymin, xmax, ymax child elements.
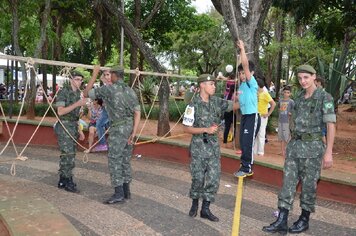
<box><xmin>188</xmin><ymin>199</ymin><xmax>199</xmax><ymax>217</ymax></box>
<box><xmin>57</xmin><ymin>175</ymin><xmax>67</xmax><ymax>189</ymax></box>
<box><xmin>200</xmin><ymin>200</ymin><xmax>219</xmax><ymax>222</ymax></box>
<box><xmin>105</xmin><ymin>186</ymin><xmax>125</xmax><ymax>204</ymax></box>
<box><xmin>262</xmin><ymin>208</ymin><xmax>289</xmax><ymax>234</ymax></box>
<box><xmin>289</xmin><ymin>209</ymin><xmax>310</xmax><ymax>234</ymax></box>
<box><xmin>123</xmin><ymin>183</ymin><xmax>131</xmax><ymax>199</ymax></box>
<box><xmin>64</xmin><ymin>177</ymin><xmax>79</xmax><ymax>193</ymax></box>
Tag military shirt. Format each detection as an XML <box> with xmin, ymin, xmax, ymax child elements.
<box><xmin>56</xmin><ymin>82</ymin><xmax>81</xmax><ymax>121</ymax></box>
<box><xmin>183</xmin><ymin>94</ymin><xmax>231</xmax><ymax>140</ymax></box>
<box><xmin>88</xmin><ymin>80</ymin><xmax>140</xmax><ymax>124</ymax></box>
<box><xmin>292</xmin><ymin>88</ymin><xmax>336</xmax><ymax>134</ymax></box>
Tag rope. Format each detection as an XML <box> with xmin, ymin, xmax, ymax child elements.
<box><xmin>0</xmin><ymin>54</ymin><xmax>198</xmax><ymax>80</ymax></box>
<box><xmin>135</xmin><ymin>133</ymin><xmax>188</xmax><ymax>145</ymax></box>
<box><xmin>232</xmin><ymin>55</ymin><xmax>241</xmax><ymax>151</ymax></box>
<box><xmin>228</xmin><ymin>0</ymin><xmax>240</xmax><ymax>41</ymax></box>
<box><xmin>0</xmin><ymin>104</ymin><xmax>20</xmax><ymax>155</ymax></box>
<box><xmin>0</xmin><ymin>58</ymin><xmax>33</xmax><ymax>157</ymax></box>
<box><xmin>0</xmin><ymin>56</ymin><xmax>196</xmax><ymax>171</ymax></box>
<box><xmin>17</xmin><ymin>65</ymin><xmax>60</xmax><ymax>158</ymax></box>
<box><xmin>135</xmin><ymin>75</ymin><xmax>164</xmax><ymax>141</ymax></box>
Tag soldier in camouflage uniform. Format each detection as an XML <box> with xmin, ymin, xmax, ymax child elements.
<box><xmin>183</xmin><ymin>74</ymin><xmax>238</xmax><ymax>222</ymax></box>
<box><xmin>84</xmin><ymin>65</ymin><xmax>140</xmax><ymax>204</ymax></box>
<box><xmin>263</xmin><ymin>65</ymin><xmax>336</xmax><ymax>234</ymax></box>
<box><xmin>55</xmin><ymin>71</ymin><xmax>87</xmax><ymax>193</ymax></box>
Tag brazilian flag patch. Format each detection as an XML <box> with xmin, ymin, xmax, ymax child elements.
<box><xmin>324</xmin><ymin>102</ymin><xmax>333</xmax><ymax>109</ymax></box>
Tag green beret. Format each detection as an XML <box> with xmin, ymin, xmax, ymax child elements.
<box><xmin>296</xmin><ymin>65</ymin><xmax>316</xmax><ymax>74</ymax></box>
<box><xmin>110</xmin><ymin>66</ymin><xmax>124</xmax><ymax>73</ymax></box>
<box><xmin>197</xmin><ymin>74</ymin><xmax>216</xmax><ymax>83</ymax></box>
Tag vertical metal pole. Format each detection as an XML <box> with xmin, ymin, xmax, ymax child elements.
<box><xmin>119</xmin><ymin>0</ymin><xmax>125</xmax><ymax>67</ymax></box>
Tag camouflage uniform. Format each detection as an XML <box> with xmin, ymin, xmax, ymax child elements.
<box><xmin>278</xmin><ymin>88</ymin><xmax>336</xmax><ymax>212</ymax></box>
<box><xmin>55</xmin><ymin>82</ymin><xmax>81</xmax><ymax>178</ymax></box>
<box><xmin>183</xmin><ymin>94</ymin><xmax>232</xmax><ymax>202</ymax></box>
<box><xmin>88</xmin><ymin>80</ymin><xmax>140</xmax><ymax>187</ymax></box>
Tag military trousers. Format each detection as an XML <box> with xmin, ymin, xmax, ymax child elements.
<box><xmin>107</xmin><ymin>125</ymin><xmax>133</xmax><ymax>187</ymax></box>
<box><xmin>55</xmin><ymin>121</ymin><xmax>78</xmax><ymax>178</ymax></box>
<box><xmin>278</xmin><ymin>139</ymin><xmax>324</xmax><ymax>212</ymax></box>
<box><xmin>189</xmin><ymin>137</ymin><xmax>221</xmax><ymax>202</ymax></box>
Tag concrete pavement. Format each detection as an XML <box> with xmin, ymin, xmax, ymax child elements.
<box><xmin>0</xmin><ymin>145</ymin><xmax>355</xmax><ymax>235</ymax></box>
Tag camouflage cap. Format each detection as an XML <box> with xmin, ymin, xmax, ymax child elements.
<box><xmin>197</xmin><ymin>74</ymin><xmax>216</xmax><ymax>83</ymax></box>
<box><xmin>110</xmin><ymin>65</ymin><xmax>124</xmax><ymax>74</ymax></box>
<box><xmin>296</xmin><ymin>65</ymin><xmax>316</xmax><ymax>74</ymax></box>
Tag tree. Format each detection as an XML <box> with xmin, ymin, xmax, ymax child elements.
<box><xmin>274</xmin><ymin>0</ymin><xmax>356</xmax><ymax>105</ymax></box>
<box><xmin>169</xmin><ymin>11</ymin><xmax>234</xmax><ymax>75</ymax></box>
<box><xmin>126</xmin><ymin>0</ymin><xmax>164</xmax><ymax>84</ymax></box>
<box><xmin>8</xmin><ymin>0</ymin><xmax>27</xmax><ymax>103</ymax></box>
<box><xmin>211</xmin><ymin>0</ymin><xmax>273</xmax><ymax>70</ymax></box>
<box><xmin>102</xmin><ymin>0</ymin><xmax>170</xmax><ymax>136</ymax></box>
<box><xmin>26</xmin><ymin>0</ymin><xmax>51</xmax><ymax>119</ymax></box>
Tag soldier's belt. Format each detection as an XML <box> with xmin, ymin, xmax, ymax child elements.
<box><xmin>291</xmin><ymin>133</ymin><xmax>323</xmax><ymax>141</ymax></box>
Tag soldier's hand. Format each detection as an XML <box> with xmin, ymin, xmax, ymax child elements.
<box><xmin>206</xmin><ymin>124</ymin><xmax>218</xmax><ymax>134</ymax></box>
<box><xmin>322</xmin><ymin>153</ymin><xmax>333</xmax><ymax>169</ymax></box>
<box><xmin>128</xmin><ymin>133</ymin><xmax>136</xmax><ymax>145</ymax></box>
<box><xmin>78</xmin><ymin>98</ymin><xmax>90</xmax><ymax>107</ymax></box>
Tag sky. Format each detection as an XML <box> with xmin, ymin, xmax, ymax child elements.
<box><xmin>191</xmin><ymin>0</ymin><xmax>213</xmax><ymax>13</ymax></box>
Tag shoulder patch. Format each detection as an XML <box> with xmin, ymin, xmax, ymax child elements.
<box><xmin>324</xmin><ymin>102</ymin><xmax>333</xmax><ymax>109</ymax></box>
<box><xmin>186</xmin><ymin>106</ymin><xmax>193</xmax><ymax>115</ymax></box>
<box><xmin>182</xmin><ymin>105</ymin><xmax>195</xmax><ymax>127</ymax></box>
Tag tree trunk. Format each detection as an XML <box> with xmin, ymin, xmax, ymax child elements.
<box><xmin>42</xmin><ymin>36</ymin><xmax>49</xmax><ymax>103</ymax></box>
<box><xmin>275</xmin><ymin>9</ymin><xmax>285</xmax><ymax>99</ymax></box>
<box><xmin>212</xmin><ymin>0</ymin><xmax>273</xmax><ymax>70</ymax></box>
<box><xmin>26</xmin><ymin>0</ymin><xmax>51</xmax><ymax>119</ymax></box>
<box><xmin>129</xmin><ymin>0</ymin><xmax>164</xmax><ymax>86</ymax></box>
<box><xmin>51</xmin><ymin>13</ymin><xmax>63</xmax><ymax>91</ymax></box>
<box><xmin>102</xmin><ymin>0</ymin><xmax>170</xmax><ymax>136</ymax></box>
<box><xmin>9</xmin><ymin>0</ymin><xmax>27</xmax><ymax>93</ymax></box>
<box><xmin>93</xmin><ymin>2</ymin><xmax>112</xmax><ymax>66</ymax></box>
<box><xmin>129</xmin><ymin>0</ymin><xmax>141</xmax><ymax>86</ymax></box>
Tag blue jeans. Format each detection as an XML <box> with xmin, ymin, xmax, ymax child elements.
<box><xmin>96</xmin><ymin>108</ymin><xmax>109</xmax><ymax>145</ymax></box>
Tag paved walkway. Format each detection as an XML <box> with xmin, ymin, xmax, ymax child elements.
<box><xmin>0</xmin><ymin>145</ymin><xmax>355</xmax><ymax>235</ymax></box>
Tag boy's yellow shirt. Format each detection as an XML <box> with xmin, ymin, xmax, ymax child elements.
<box><xmin>258</xmin><ymin>91</ymin><xmax>273</xmax><ymax>115</ymax></box>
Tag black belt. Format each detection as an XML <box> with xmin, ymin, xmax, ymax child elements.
<box><xmin>291</xmin><ymin>133</ymin><xmax>322</xmax><ymax>141</ymax></box>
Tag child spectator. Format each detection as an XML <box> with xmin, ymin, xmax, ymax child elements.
<box><xmin>278</xmin><ymin>86</ymin><xmax>294</xmax><ymax>156</ymax></box>
<box><xmin>88</xmin><ymin>98</ymin><xmax>104</xmax><ymax>152</ymax></box>
<box><xmin>218</xmin><ymin>71</ymin><xmax>237</xmax><ymax>149</ymax></box>
<box><xmin>223</xmin><ymin>83</ymin><xmax>237</xmax><ymax>146</ymax></box>
<box><xmin>254</xmin><ymin>79</ymin><xmax>276</xmax><ymax>156</ymax></box>
<box><xmin>93</xmin><ymin>70</ymin><xmax>112</xmax><ymax>152</ymax></box>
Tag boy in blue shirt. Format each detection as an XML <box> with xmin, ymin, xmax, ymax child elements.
<box><xmin>233</xmin><ymin>40</ymin><xmax>261</xmax><ymax>177</ymax></box>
